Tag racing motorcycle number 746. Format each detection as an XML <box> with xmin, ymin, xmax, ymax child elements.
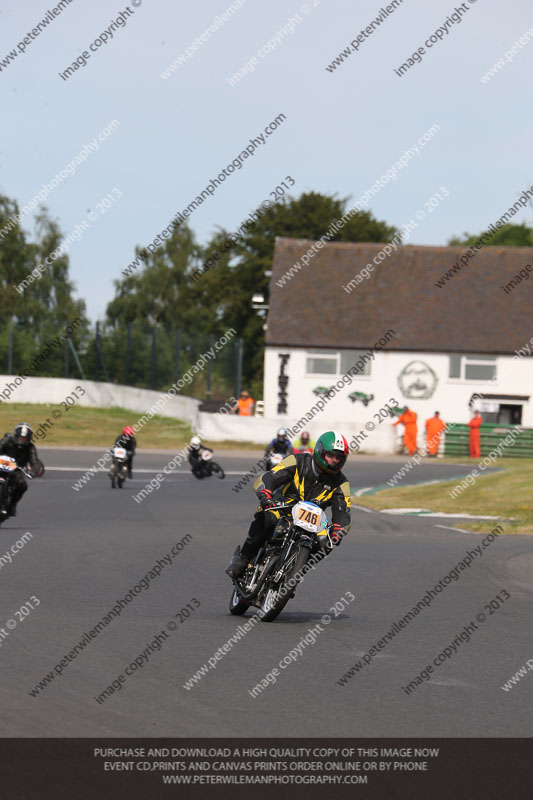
<box><xmin>229</xmin><ymin>500</ymin><xmax>331</xmax><ymax>622</ymax></box>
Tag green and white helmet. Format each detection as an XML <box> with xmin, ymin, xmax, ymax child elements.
<box><xmin>313</xmin><ymin>431</ymin><xmax>349</xmax><ymax>474</ymax></box>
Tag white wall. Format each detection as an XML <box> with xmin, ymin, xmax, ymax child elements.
<box><xmin>0</xmin><ymin>376</ymin><xmax>200</xmax><ymax>423</ymax></box>
<box><xmin>0</xmin><ymin>373</ymin><xmax>396</xmax><ymax>451</ymax></box>
<box><xmin>263</xmin><ymin>347</ymin><xmax>532</xmax><ymax>451</ymax></box>
<box><xmin>195</xmin><ymin>409</ymin><xmax>397</xmax><ymax>453</ymax></box>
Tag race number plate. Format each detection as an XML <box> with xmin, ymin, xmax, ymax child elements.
<box><xmin>292</xmin><ymin>501</ymin><xmax>326</xmax><ymax>533</ymax></box>
<box><xmin>0</xmin><ymin>456</ymin><xmax>17</xmax><ymax>471</ymax></box>
<box><xmin>113</xmin><ymin>447</ymin><xmax>127</xmax><ymax>459</ymax></box>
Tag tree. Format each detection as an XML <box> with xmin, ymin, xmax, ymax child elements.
<box><xmin>0</xmin><ymin>194</ymin><xmax>89</xmax><ymax>376</ymax></box>
<box><xmin>448</xmin><ymin>222</ymin><xmax>533</xmax><ymax>247</ymax></box>
<box><xmin>105</xmin><ymin>223</ymin><xmax>237</xmax><ymax>394</ymax></box>
<box><xmin>210</xmin><ymin>192</ymin><xmax>399</xmax><ymax>394</ymax></box>
<box><xmin>104</xmin><ymin>192</ymin><xmax>399</xmax><ymax>397</ymax></box>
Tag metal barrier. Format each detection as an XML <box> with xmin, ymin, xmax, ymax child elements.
<box><xmin>444</xmin><ymin>423</ymin><xmax>533</xmax><ymax>458</ymax></box>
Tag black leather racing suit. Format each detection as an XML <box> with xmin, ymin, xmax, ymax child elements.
<box><xmin>188</xmin><ymin>446</ymin><xmax>213</xmax><ymax>478</ymax></box>
<box><xmin>240</xmin><ymin>452</ymin><xmax>351</xmax><ymax>562</ymax></box>
<box><xmin>114</xmin><ymin>434</ymin><xmax>136</xmax><ymax>476</ymax></box>
<box><xmin>0</xmin><ymin>433</ymin><xmax>40</xmax><ymax>511</ymax></box>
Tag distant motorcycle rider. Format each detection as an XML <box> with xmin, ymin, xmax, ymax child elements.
<box><xmin>114</xmin><ymin>426</ymin><xmax>136</xmax><ymax>478</ymax></box>
<box><xmin>226</xmin><ymin>431</ymin><xmax>351</xmax><ymax>579</ymax></box>
<box><xmin>0</xmin><ymin>423</ymin><xmax>40</xmax><ymax>517</ymax></box>
<box><xmin>292</xmin><ymin>431</ymin><xmax>315</xmax><ymax>453</ymax></box>
<box><xmin>265</xmin><ymin>428</ymin><xmax>292</xmax><ymax>462</ymax></box>
<box><xmin>188</xmin><ymin>436</ymin><xmax>213</xmax><ymax>479</ymax></box>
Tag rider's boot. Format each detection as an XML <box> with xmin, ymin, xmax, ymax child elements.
<box><xmin>225</xmin><ymin>537</ymin><xmax>258</xmax><ymax>579</ymax></box>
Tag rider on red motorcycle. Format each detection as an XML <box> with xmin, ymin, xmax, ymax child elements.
<box><xmin>292</xmin><ymin>431</ymin><xmax>315</xmax><ymax>454</ymax></box>
<box><xmin>114</xmin><ymin>426</ymin><xmax>136</xmax><ymax>478</ymax></box>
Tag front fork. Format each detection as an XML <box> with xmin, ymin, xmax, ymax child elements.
<box><xmin>0</xmin><ymin>475</ymin><xmax>12</xmax><ymax>511</ymax></box>
<box><xmin>272</xmin><ymin>533</ymin><xmax>313</xmax><ymax>584</ymax></box>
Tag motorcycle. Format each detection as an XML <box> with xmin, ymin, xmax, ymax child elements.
<box><xmin>109</xmin><ymin>446</ymin><xmax>128</xmax><ymax>489</ymax></box>
<box><xmin>229</xmin><ymin>501</ymin><xmax>332</xmax><ymax>622</ymax></box>
<box><xmin>0</xmin><ymin>455</ymin><xmax>31</xmax><ymax>525</ymax></box>
<box><xmin>265</xmin><ymin>451</ymin><xmax>286</xmax><ymax>470</ymax></box>
<box><xmin>192</xmin><ymin>450</ymin><xmax>225</xmax><ymax>480</ymax></box>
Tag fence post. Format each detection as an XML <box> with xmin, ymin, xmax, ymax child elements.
<box><xmin>68</xmin><ymin>338</ymin><xmax>86</xmax><ymax>380</ymax></box>
<box><xmin>206</xmin><ymin>333</ymin><xmax>214</xmax><ymax>399</ymax></box>
<box><xmin>95</xmin><ymin>321</ymin><xmax>110</xmax><ymax>383</ymax></box>
<box><xmin>64</xmin><ymin>334</ymin><xmax>70</xmax><ymax>377</ymax></box>
<box><xmin>125</xmin><ymin>322</ymin><xmax>132</xmax><ymax>384</ymax></box>
<box><xmin>175</xmin><ymin>329</ymin><xmax>181</xmax><ymax>384</ymax></box>
<box><xmin>94</xmin><ymin>321</ymin><xmax>100</xmax><ymax>379</ymax></box>
<box><xmin>234</xmin><ymin>337</ymin><xmax>243</xmax><ymax>398</ymax></box>
<box><xmin>7</xmin><ymin>316</ymin><xmax>13</xmax><ymax>374</ymax></box>
<box><xmin>150</xmin><ymin>327</ymin><xmax>157</xmax><ymax>389</ymax></box>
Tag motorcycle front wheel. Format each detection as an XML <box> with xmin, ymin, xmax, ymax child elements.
<box><xmin>0</xmin><ymin>479</ymin><xmax>11</xmax><ymax>526</ymax></box>
<box><xmin>109</xmin><ymin>463</ymin><xmax>117</xmax><ymax>488</ymax></box>
<box><xmin>259</xmin><ymin>544</ymin><xmax>310</xmax><ymax>622</ymax></box>
<box><xmin>211</xmin><ymin>462</ymin><xmax>225</xmax><ymax>479</ymax></box>
<box><xmin>33</xmin><ymin>459</ymin><xmax>45</xmax><ymax>478</ymax></box>
<box><xmin>229</xmin><ymin>587</ymin><xmax>249</xmax><ymax>616</ymax></box>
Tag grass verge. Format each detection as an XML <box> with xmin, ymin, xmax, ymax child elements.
<box><xmin>0</xmin><ymin>403</ymin><xmax>263</xmax><ymax>451</ymax></box>
<box><xmin>354</xmin><ymin>457</ymin><xmax>533</xmax><ymax>534</ymax></box>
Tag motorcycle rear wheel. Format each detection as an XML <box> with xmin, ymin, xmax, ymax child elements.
<box><xmin>259</xmin><ymin>544</ymin><xmax>310</xmax><ymax>622</ymax></box>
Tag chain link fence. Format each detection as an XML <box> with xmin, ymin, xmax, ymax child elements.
<box><xmin>1</xmin><ymin>319</ymin><xmax>243</xmax><ymax>401</ymax></box>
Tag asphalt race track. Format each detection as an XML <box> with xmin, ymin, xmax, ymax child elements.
<box><xmin>1</xmin><ymin>449</ymin><xmax>532</xmax><ymax>737</ymax></box>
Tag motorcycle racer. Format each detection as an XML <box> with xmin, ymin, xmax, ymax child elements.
<box><xmin>114</xmin><ymin>426</ymin><xmax>136</xmax><ymax>478</ymax></box>
<box><xmin>226</xmin><ymin>431</ymin><xmax>351</xmax><ymax>579</ymax></box>
<box><xmin>265</xmin><ymin>428</ymin><xmax>292</xmax><ymax>461</ymax></box>
<box><xmin>292</xmin><ymin>431</ymin><xmax>315</xmax><ymax>453</ymax></box>
<box><xmin>188</xmin><ymin>436</ymin><xmax>213</xmax><ymax>479</ymax></box>
<box><xmin>0</xmin><ymin>423</ymin><xmax>40</xmax><ymax>517</ymax></box>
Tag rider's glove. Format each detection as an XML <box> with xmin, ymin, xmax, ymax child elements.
<box><xmin>331</xmin><ymin>524</ymin><xmax>347</xmax><ymax>546</ymax></box>
<box><xmin>258</xmin><ymin>488</ymin><xmax>275</xmax><ymax>510</ymax></box>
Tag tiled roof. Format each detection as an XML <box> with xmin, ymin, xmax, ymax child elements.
<box><xmin>266</xmin><ymin>237</ymin><xmax>533</xmax><ymax>354</ymax></box>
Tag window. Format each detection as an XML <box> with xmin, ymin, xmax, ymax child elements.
<box><xmin>306</xmin><ymin>349</ymin><xmax>371</xmax><ymax>376</ymax></box>
<box><xmin>449</xmin><ymin>355</ymin><xmax>461</xmax><ymax>378</ymax></box>
<box><xmin>306</xmin><ymin>350</ymin><xmax>337</xmax><ymax>375</ymax></box>
<box><xmin>340</xmin><ymin>350</ymin><xmax>371</xmax><ymax>376</ymax></box>
<box><xmin>448</xmin><ymin>355</ymin><xmax>497</xmax><ymax>381</ymax></box>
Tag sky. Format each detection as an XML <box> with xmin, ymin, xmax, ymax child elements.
<box><xmin>1</xmin><ymin>0</ymin><xmax>532</xmax><ymax>321</ymax></box>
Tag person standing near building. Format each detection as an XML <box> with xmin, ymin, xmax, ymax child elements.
<box><xmin>468</xmin><ymin>410</ymin><xmax>482</xmax><ymax>458</ymax></box>
<box><xmin>393</xmin><ymin>406</ymin><xmax>418</xmax><ymax>455</ymax></box>
<box><xmin>425</xmin><ymin>411</ymin><xmax>446</xmax><ymax>457</ymax></box>
<box><xmin>231</xmin><ymin>390</ymin><xmax>255</xmax><ymax>416</ymax></box>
